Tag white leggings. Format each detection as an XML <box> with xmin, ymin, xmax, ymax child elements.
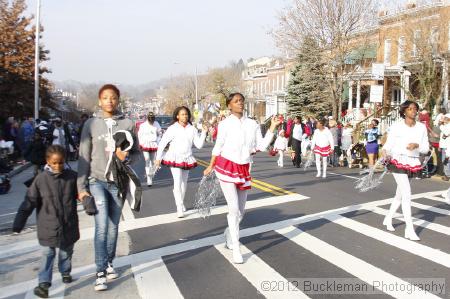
<box><xmin>278</xmin><ymin>150</ymin><xmax>284</xmax><ymax>167</ymax></box>
<box><xmin>170</xmin><ymin>167</ymin><xmax>189</xmax><ymax>206</ymax></box>
<box><xmin>219</xmin><ymin>180</ymin><xmax>248</xmax><ymax>219</ymax></box>
<box><xmin>315</xmin><ymin>154</ymin><xmax>327</xmax><ymax>175</ymax></box>
<box><xmin>386</xmin><ymin>173</ymin><xmax>414</xmax><ymax>228</ymax></box>
<box><xmin>143</xmin><ymin>152</ymin><xmax>156</xmax><ymax>173</ymax></box>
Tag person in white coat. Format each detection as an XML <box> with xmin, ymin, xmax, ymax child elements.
<box><xmin>138</xmin><ymin>112</ymin><xmax>161</xmax><ymax>186</ymax></box>
<box><xmin>204</xmin><ymin>93</ymin><xmax>281</xmax><ymax>264</ymax></box>
<box><xmin>155</xmin><ymin>106</ymin><xmax>207</xmax><ymax>218</ymax></box>
<box><xmin>273</xmin><ymin>130</ymin><xmax>288</xmax><ymax>167</ymax></box>
<box><xmin>311</xmin><ymin>119</ymin><xmax>334</xmax><ymax>178</ymax></box>
<box><xmin>382</xmin><ymin>100</ymin><xmax>430</xmax><ymax>241</ymax></box>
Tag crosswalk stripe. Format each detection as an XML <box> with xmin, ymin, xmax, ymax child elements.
<box><xmin>423</xmin><ymin>195</ymin><xmax>449</xmax><ymax>203</ymax></box>
<box><xmin>23</xmin><ymin>277</ymin><xmax>65</xmax><ymax>299</ymax></box>
<box><xmin>214</xmin><ymin>244</ymin><xmax>310</xmax><ymax>299</ymax></box>
<box><xmin>411</xmin><ymin>202</ymin><xmax>450</xmax><ymax>216</ymax></box>
<box><xmin>131</xmin><ymin>257</ymin><xmax>183</xmax><ymax>299</ymax></box>
<box><xmin>0</xmin><ymin>194</ymin><xmax>308</xmax><ymax>259</ymax></box>
<box><xmin>276</xmin><ymin>226</ymin><xmax>442</xmax><ymax>299</ymax></box>
<box><xmin>368</xmin><ymin>206</ymin><xmax>450</xmax><ymax>236</ymax></box>
<box><xmin>1</xmin><ymin>190</ymin><xmax>446</xmax><ymax>298</ymax></box>
<box><xmin>325</xmin><ymin>214</ymin><xmax>450</xmax><ymax>268</ymax></box>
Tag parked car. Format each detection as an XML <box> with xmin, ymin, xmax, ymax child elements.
<box><xmin>155</xmin><ymin>115</ymin><xmax>172</xmax><ymax>132</ymax></box>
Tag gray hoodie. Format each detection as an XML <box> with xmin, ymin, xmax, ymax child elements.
<box><xmin>77</xmin><ymin>111</ymin><xmax>135</xmax><ymax>193</ymax></box>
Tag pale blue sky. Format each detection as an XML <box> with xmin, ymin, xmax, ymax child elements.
<box><xmin>24</xmin><ymin>0</ymin><xmax>289</xmax><ymax>84</ymax></box>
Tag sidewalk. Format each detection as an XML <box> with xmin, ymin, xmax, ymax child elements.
<box><xmin>0</xmin><ymin>161</ymin><xmax>131</xmax><ymax>297</ymax></box>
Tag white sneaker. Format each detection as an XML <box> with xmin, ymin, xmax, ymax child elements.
<box><xmin>316</xmin><ymin>173</ymin><xmax>321</xmax><ymax>177</ymax></box>
<box><xmin>322</xmin><ymin>174</ymin><xmax>326</xmax><ymax>178</ymax></box>
<box><xmin>106</xmin><ymin>264</ymin><xmax>119</xmax><ymax>280</ymax></box>
<box><xmin>94</xmin><ymin>272</ymin><xmax>108</xmax><ymax>291</ymax></box>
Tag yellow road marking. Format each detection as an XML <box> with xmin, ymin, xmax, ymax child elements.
<box><xmin>196</xmin><ymin>159</ymin><xmax>291</xmax><ymax>196</ymax></box>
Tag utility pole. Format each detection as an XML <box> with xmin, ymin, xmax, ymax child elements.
<box><xmin>195</xmin><ymin>67</ymin><xmax>198</xmax><ymax>109</ymax></box>
<box><xmin>34</xmin><ymin>0</ymin><xmax>41</xmax><ymax>120</ymax></box>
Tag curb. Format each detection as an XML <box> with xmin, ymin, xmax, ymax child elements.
<box><xmin>7</xmin><ymin>162</ymin><xmax>31</xmax><ymax>178</ymax></box>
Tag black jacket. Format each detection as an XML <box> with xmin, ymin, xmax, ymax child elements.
<box><xmin>13</xmin><ymin>169</ymin><xmax>80</xmax><ymax>248</ymax></box>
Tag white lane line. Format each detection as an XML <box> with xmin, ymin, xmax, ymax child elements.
<box><xmin>131</xmin><ymin>257</ymin><xmax>183</xmax><ymax>299</ymax></box>
<box><xmin>0</xmin><ymin>194</ymin><xmax>308</xmax><ymax>259</ymax></box>
<box><xmin>215</xmin><ymin>244</ymin><xmax>309</xmax><ymax>299</ymax></box>
<box><xmin>423</xmin><ymin>195</ymin><xmax>450</xmax><ymax>204</ymax></box>
<box><xmin>23</xmin><ymin>277</ymin><xmax>65</xmax><ymax>299</ymax></box>
<box><xmin>327</xmin><ymin>172</ymin><xmax>359</xmax><ymax>180</ymax></box>
<box><xmin>0</xmin><ymin>190</ymin><xmax>441</xmax><ymax>260</ymax></box>
<box><xmin>276</xmin><ymin>226</ymin><xmax>442</xmax><ymax>299</ymax></box>
<box><xmin>411</xmin><ymin>202</ymin><xmax>450</xmax><ymax>216</ymax></box>
<box><xmin>368</xmin><ymin>207</ymin><xmax>450</xmax><ymax>236</ymax></box>
<box><xmin>0</xmin><ymin>191</ymin><xmax>441</xmax><ymax>299</ymax></box>
<box><xmin>326</xmin><ymin>214</ymin><xmax>450</xmax><ymax>268</ymax></box>
<box><xmin>0</xmin><ymin>212</ymin><xmax>17</xmax><ymax>218</ymax></box>
<box><xmin>0</xmin><ymin>189</ymin><xmax>439</xmax><ymax>260</ymax></box>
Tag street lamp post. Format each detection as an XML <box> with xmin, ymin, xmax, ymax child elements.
<box><xmin>34</xmin><ymin>0</ymin><xmax>41</xmax><ymax>120</ymax></box>
<box><xmin>195</xmin><ymin>67</ymin><xmax>198</xmax><ymax>109</ymax></box>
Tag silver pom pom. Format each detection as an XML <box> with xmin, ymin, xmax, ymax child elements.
<box><xmin>355</xmin><ymin>158</ymin><xmax>389</xmax><ymax>192</ymax></box>
<box><xmin>302</xmin><ymin>150</ymin><xmax>315</xmax><ymax>171</ymax></box>
<box><xmin>148</xmin><ymin>165</ymin><xmax>160</xmax><ymax>179</ymax></box>
<box><xmin>194</xmin><ymin>172</ymin><xmax>223</xmax><ymax>218</ymax></box>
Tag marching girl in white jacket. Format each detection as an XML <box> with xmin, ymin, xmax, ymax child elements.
<box><xmin>204</xmin><ymin>93</ymin><xmax>280</xmax><ymax>264</ymax></box>
<box><xmin>273</xmin><ymin>130</ymin><xmax>288</xmax><ymax>167</ymax></box>
<box><xmin>155</xmin><ymin>106</ymin><xmax>207</xmax><ymax>218</ymax></box>
<box><xmin>311</xmin><ymin>119</ymin><xmax>334</xmax><ymax>178</ymax></box>
<box><xmin>138</xmin><ymin>112</ymin><xmax>161</xmax><ymax>186</ymax></box>
<box><xmin>382</xmin><ymin>100</ymin><xmax>429</xmax><ymax>241</ymax></box>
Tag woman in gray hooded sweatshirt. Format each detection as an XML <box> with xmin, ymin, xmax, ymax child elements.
<box><xmin>77</xmin><ymin>84</ymin><xmax>135</xmax><ymax>292</ymax></box>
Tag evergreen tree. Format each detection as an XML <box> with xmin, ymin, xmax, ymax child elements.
<box><xmin>286</xmin><ymin>36</ymin><xmax>331</xmax><ymax>118</ymax></box>
<box><xmin>0</xmin><ymin>0</ymin><xmax>51</xmax><ymax>119</ymax></box>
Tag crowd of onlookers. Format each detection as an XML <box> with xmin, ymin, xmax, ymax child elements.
<box><xmin>0</xmin><ymin>114</ymin><xmax>90</xmax><ymax>175</ymax></box>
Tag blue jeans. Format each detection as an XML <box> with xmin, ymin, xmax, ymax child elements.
<box><xmin>38</xmin><ymin>245</ymin><xmax>74</xmax><ymax>284</ymax></box>
<box><xmin>89</xmin><ymin>179</ymin><xmax>123</xmax><ymax>273</ymax></box>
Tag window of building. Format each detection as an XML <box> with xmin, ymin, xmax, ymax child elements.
<box><xmin>431</xmin><ymin>26</ymin><xmax>439</xmax><ymax>55</ymax></box>
<box><xmin>384</xmin><ymin>39</ymin><xmax>391</xmax><ymax>65</ymax></box>
<box><xmin>448</xmin><ymin>22</ymin><xmax>450</xmax><ymax>51</ymax></box>
<box><xmin>412</xmin><ymin>30</ymin><xmax>421</xmax><ymax>58</ymax></box>
<box><xmin>398</xmin><ymin>36</ymin><xmax>405</xmax><ymax>65</ymax></box>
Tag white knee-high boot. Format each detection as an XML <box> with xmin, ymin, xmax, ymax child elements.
<box><xmin>315</xmin><ymin>155</ymin><xmax>321</xmax><ymax>177</ymax></box>
<box><xmin>402</xmin><ymin>200</ymin><xmax>420</xmax><ymax>240</ymax></box>
<box><xmin>322</xmin><ymin>157</ymin><xmax>327</xmax><ymax>178</ymax></box>
<box><xmin>383</xmin><ymin>187</ymin><xmax>401</xmax><ymax>231</ymax></box>
<box><xmin>227</xmin><ymin>214</ymin><xmax>243</xmax><ymax>264</ymax></box>
<box><xmin>173</xmin><ymin>188</ymin><xmax>184</xmax><ymax>218</ymax></box>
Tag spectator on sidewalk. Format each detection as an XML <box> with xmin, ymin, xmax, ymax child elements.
<box><xmin>12</xmin><ymin>145</ymin><xmax>79</xmax><ymax>298</ymax></box>
<box><xmin>24</xmin><ymin>132</ymin><xmax>47</xmax><ymax>175</ymax></box>
<box><xmin>439</xmin><ymin>114</ymin><xmax>450</xmax><ymax>180</ymax></box>
<box><xmin>77</xmin><ymin>84</ymin><xmax>136</xmax><ymax>292</ymax></box>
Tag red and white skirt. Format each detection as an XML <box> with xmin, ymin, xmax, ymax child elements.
<box><xmin>161</xmin><ymin>151</ymin><xmax>197</xmax><ymax>170</ymax></box>
<box><xmin>139</xmin><ymin>141</ymin><xmax>158</xmax><ymax>152</ymax></box>
<box><xmin>313</xmin><ymin>145</ymin><xmax>331</xmax><ymax>157</ymax></box>
<box><xmin>214</xmin><ymin>156</ymin><xmax>251</xmax><ymax>190</ymax></box>
<box><xmin>387</xmin><ymin>156</ymin><xmax>423</xmax><ymax>177</ymax></box>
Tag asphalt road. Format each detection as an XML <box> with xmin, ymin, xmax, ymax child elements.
<box><xmin>0</xmin><ymin>143</ymin><xmax>449</xmax><ymax>299</ymax></box>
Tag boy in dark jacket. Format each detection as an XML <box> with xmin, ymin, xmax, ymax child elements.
<box><xmin>13</xmin><ymin>145</ymin><xmax>79</xmax><ymax>298</ymax></box>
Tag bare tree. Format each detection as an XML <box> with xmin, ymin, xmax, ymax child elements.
<box><xmin>397</xmin><ymin>8</ymin><xmax>450</xmax><ymax>113</ymax></box>
<box><xmin>272</xmin><ymin>0</ymin><xmax>378</xmax><ymax>119</ymax></box>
